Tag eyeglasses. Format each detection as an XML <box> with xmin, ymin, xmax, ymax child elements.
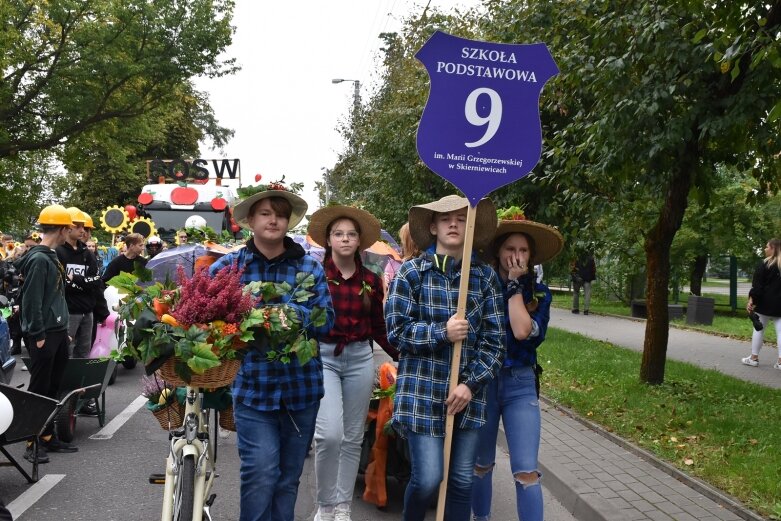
<box><xmin>330</xmin><ymin>231</ymin><xmax>359</xmax><ymax>241</ymax></box>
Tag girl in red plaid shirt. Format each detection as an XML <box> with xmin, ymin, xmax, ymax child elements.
<box><xmin>307</xmin><ymin>205</ymin><xmax>399</xmax><ymax>521</ymax></box>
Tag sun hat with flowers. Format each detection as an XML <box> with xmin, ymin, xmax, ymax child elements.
<box><xmin>492</xmin><ymin>206</ymin><xmax>564</xmax><ymax>265</ymax></box>
<box><xmin>234</xmin><ymin>176</ymin><xmax>308</xmax><ymax>230</ymax></box>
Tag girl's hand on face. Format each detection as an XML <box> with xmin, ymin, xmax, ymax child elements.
<box><xmin>507</xmin><ymin>254</ymin><xmax>529</xmax><ymax>280</ymax></box>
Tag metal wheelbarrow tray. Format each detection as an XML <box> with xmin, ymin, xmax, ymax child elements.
<box><xmin>0</xmin><ymin>383</ymin><xmax>100</xmax><ymax>482</ymax></box>
<box><xmin>22</xmin><ymin>357</ymin><xmax>117</xmax><ymax>442</ymax></box>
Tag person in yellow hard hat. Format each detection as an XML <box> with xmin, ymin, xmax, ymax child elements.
<box><xmin>15</xmin><ymin>205</ymin><xmax>79</xmax><ymax>462</ymax></box>
<box><xmin>56</xmin><ymin>207</ymin><xmax>102</xmax><ymax>367</ymax></box>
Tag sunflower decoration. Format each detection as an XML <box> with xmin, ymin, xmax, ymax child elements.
<box><xmin>101</xmin><ymin>206</ymin><xmax>131</xmax><ymax>234</ymax></box>
<box><xmin>128</xmin><ymin>216</ymin><xmax>157</xmax><ymax>238</ymax></box>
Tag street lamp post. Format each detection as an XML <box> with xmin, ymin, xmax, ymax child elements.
<box><xmin>331</xmin><ymin>78</ymin><xmax>361</xmax><ymax>117</ymax></box>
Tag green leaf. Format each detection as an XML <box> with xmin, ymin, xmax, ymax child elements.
<box><xmin>186</xmin><ymin>342</ymin><xmax>221</xmax><ymax>374</ymax></box>
<box><xmin>692</xmin><ymin>28</ymin><xmax>707</xmax><ymax>44</ymax></box>
<box><xmin>767</xmin><ymin>100</ymin><xmax>781</xmax><ymax>123</ymax></box>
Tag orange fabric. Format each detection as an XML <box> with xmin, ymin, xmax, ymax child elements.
<box><xmin>194</xmin><ymin>255</ymin><xmax>217</xmax><ymax>272</ymax></box>
<box><xmin>362</xmin><ymin>362</ymin><xmax>397</xmax><ymax>507</ymax></box>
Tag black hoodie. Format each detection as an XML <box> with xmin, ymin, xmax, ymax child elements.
<box><xmin>56</xmin><ymin>240</ymin><xmax>101</xmax><ymax>314</ymax></box>
<box><xmin>14</xmin><ymin>246</ymin><xmax>69</xmax><ymax>342</ymax></box>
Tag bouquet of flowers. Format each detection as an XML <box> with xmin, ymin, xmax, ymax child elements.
<box><xmin>109</xmin><ymin>262</ymin><xmax>327</xmax><ymax>384</ymax></box>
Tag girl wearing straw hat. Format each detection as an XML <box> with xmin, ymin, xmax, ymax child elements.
<box><xmin>307</xmin><ymin>205</ymin><xmax>399</xmax><ymax>521</ymax></box>
<box><xmin>385</xmin><ymin>195</ymin><xmax>505</xmax><ymax>521</ymax></box>
<box><xmin>471</xmin><ymin>210</ymin><xmax>564</xmax><ymax>521</ymax></box>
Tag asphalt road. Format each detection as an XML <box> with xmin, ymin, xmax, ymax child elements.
<box><xmin>1</xmin><ymin>353</ymin><xmax>576</xmax><ymax>521</ymax></box>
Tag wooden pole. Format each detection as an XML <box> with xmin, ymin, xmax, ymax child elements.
<box><xmin>435</xmin><ymin>203</ymin><xmax>477</xmax><ymax>521</ymax></box>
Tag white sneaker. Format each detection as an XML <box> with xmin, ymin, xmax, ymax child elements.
<box><xmin>218</xmin><ymin>427</ymin><xmax>230</xmax><ymax>439</ymax></box>
<box><xmin>741</xmin><ymin>356</ymin><xmax>759</xmax><ymax>367</ymax></box>
<box><xmin>334</xmin><ymin>504</ymin><xmax>352</xmax><ymax>521</ymax></box>
<box><xmin>773</xmin><ymin>362</ymin><xmax>781</xmax><ymax>370</ymax></box>
<box><xmin>314</xmin><ymin>508</ymin><xmax>335</xmax><ymax>521</ymax></box>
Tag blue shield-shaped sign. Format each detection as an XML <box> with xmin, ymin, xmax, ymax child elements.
<box><xmin>416</xmin><ymin>31</ymin><xmax>559</xmax><ymax>206</ymax></box>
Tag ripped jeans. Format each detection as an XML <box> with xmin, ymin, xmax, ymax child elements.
<box><xmin>471</xmin><ymin>365</ymin><xmax>543</xmax><ymax>521</ymax></box>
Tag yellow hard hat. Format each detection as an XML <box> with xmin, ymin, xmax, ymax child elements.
<box><xmin>38</xmin><ymin>205</ymin><xmax>75</xmax><ymax>226</ymax></box>
<box><xmin>84</xmin><ymin>213</ymin><xmax>94</xmax><ymax>229</ymax></box>
<box><xmin>66</xmin><ymin>207</ymin><xmax>87</xmax><ymax>224</ymax></box>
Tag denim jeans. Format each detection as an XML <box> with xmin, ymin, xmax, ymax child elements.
<box><xmin>233</xmin><ymin>399</ymin><xmax>319</xmax><ymax>521</ymax></box>
<box><xmin>472</xmin><ymin>365</ymin><xmax>543</xmax><ymax>521</ymax></box>
<box><xmin>404</xmin><ymin>427</ymin><xmax>480</xmax><ymax>521</ymax></box>
<box><xmin>314</xmin><ymin>340</ymin><xmax>375</xmax><ymax>507</ymax></box>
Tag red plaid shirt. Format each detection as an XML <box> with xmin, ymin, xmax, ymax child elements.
<box><xmin>322</xmin><ymin>256</ymin><xmax>399</xmax><ymax>360</ymax></box>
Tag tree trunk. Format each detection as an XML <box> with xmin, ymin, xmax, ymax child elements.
<box><xmin>640</xmin><ymin>162</ymin><xmax>695</xmax><ymax>385</ymax></box>
<box><xmin>688</xmin><ymin>255</ymin><xmax>708</xmax><ymax>296</ymax></box>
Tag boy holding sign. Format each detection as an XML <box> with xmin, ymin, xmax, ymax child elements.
<box><xmin>385</xmin><ymin>194</ymin><xmax>505</xmax><ymax>521</ymax></box>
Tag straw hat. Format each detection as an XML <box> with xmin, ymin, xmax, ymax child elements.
<box><xmin>408</xmin><ymin>195</ymin><xmax>497</xmax><ymax>251</ymax></box>
<box><xmin>307</xmin><ymin>205</ymin><xmax>381</xmax><ymax>251</ymax></box>
<box><xmin>232</xmin><ymin>190</ymin><xmax>308</xmax><ymax>230</ymax></box>
<box><xmin>493</xmin><ymin>218</ymin><xmax>564</xmax><ymax>265</ymax></box>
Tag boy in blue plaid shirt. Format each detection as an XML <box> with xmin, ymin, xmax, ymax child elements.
<box><xmin>210</xmin><ymin>187</ymin><xmax>334</xmax><ymax>521</ymax></box>
<box><xmin>385</xmin><ymin>195</ymin><xmax>505</xmax><ymax>521</ymax></box>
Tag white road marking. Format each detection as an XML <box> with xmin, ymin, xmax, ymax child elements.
<box><xmin>89</xmin><ymin>394</ymin><xmax>147</xmax><ymax>440</ymax></box>
<box><xmin>7</xmin><ymin>473</ymin><xmax>65</xmax><ymax>519</ymax></box>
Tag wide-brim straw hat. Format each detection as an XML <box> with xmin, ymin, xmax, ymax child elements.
<box><xmin>233</xmin><ymin>190</ymin><xmax>308</xmax><ymax>230</ymax></box>
<box><xmin>408</xmin><ymin>195</ymin><xmax>497</xmax><ymax>251</ymax></box>
<box><xmin>493</xmin><ymin>219</ymin><xmax>564</xmax><ymax>265</ymax></box>
<box><xmin>307</xmin><ymin>205</ymin><xmax>381</xmax><ymax>251</ymax></box>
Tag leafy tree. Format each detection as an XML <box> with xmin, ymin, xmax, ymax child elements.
<box><xmin>60</xmin><ymin>83</ymin><xmax>232</xmax><ymax>217</ymax></box>
<box><xmin>0</xmin><ymin>152</ymin><xmax>64</xmax><ymax>234</ymax></box>
<box><xmin>480</xmin><ymin>0</ymin><xmax>781</xmax><ymax>383</ymax></box>
<box><xmin>334</xmin><ymin>0</ymin><xmax>781</xmax><ymax>386</ymax></box>
<box><xmin>0</xmin><ymin>0</ymin><xmax>236</xmax><ymax>159</ymax></box>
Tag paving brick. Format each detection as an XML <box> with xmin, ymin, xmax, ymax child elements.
<box><xmin>617</xmin><ymin>489</ymin><xmax>643</xmax><ymax>502</ymax></box>
<box><xmin>630</xmin><ymin>499</ymin><xmax>658</xmax><ymax>513</ymax></box>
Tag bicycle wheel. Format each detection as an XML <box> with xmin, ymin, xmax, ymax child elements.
<box><xmin>173</xmin><ymin>455</ymin><xmax>196</xmax><ymax>521</ymax></box>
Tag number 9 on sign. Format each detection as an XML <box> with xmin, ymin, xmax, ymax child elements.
<box><xmin>464</xmin><ymin>87</ymin><xmax>502</xmax><ymax>148</ymax></box>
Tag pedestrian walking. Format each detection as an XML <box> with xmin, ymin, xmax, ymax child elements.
<box><xmin>208</xmin><ymin>185</ymin><xmax>334</xmax><ymax>521</ymax></box>
<box><xmin>571</xmin><ymin>249</ymin><xmax>596</xmax><ymax>314</ymax></box>
<box><xmin>385</xmin><ymin>195</ymin><xmax>505</xmax><ymax>521</ymax></box>
<box><xmin>307</xmin><ymin>205</ymin><xmax>399</xmax><ymax>521</ymax></box>
<box><xmin>471</xmin><ymin>211</ymin><xmax>564</xmax><ymax>521</ymax></box>
<box><xmin>15</xmin><ymin>205</ymin><xmax>79</xmax><ymax>462</ymax></box>
<box><xmin>741</xmin><ymin>238</ymin><xmax>781</xmax><ymax>369</ymax></box>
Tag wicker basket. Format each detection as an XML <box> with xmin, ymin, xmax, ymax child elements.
<box><xmin>157</xmin><ymin>357</ymin><xmax>241</xmax><ymax>388</ymax></box>
<box><xmin>151</xmin><ymin>402</ymin><xmax>185</xmax><ymax>430</ymax></box>
<box><xmin>218</xmin><ymin>406</ymin><xmax>236</xmax><ymax>432</ymax></box>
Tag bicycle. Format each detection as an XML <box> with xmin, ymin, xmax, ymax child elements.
<box><xmin>150</xmin><ymin>383</ymin><xmax>222</xmax><ymax>521</ymax></box>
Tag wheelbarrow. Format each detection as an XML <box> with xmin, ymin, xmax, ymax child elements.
<box><xmin>23</xmin><ymin>356</ymin><xmax>116</xmax><ymax>442</ymax></box>
<box><xmin>0</xmin><ymin>383</ymin><xmax>100</xmax><ymax>482</ymax></box>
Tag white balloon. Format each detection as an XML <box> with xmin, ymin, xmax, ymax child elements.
<box><xmin>184</xmin><ymin>215</ymin><xmax>207</xmax><ymax>229</ymax></box>
<box><xmin>0</xmin><ymin>392</ymin><xmax>13</xmax><ymax>435</ymax></box>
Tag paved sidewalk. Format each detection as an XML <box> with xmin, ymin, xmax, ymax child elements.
<box><xmin>531</xmin><ymin>309</ymin><xmax>774</xmax><ymax>521</ymax></box>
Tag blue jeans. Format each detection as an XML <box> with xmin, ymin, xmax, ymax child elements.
<box><xmin>404</xmin><ymin>427</ymin><xmax>480</xmax><ymax>521</ymax></box>
<box><xmin>233</xmin><ymin>400</ymin><xmax>319</xmax><ymax>521</ymax></box>
<box><xmin>314</xmin><ymin>340</ymin><xmax>375</xmax><ymax>506</ymax></box>
<box><xmin>472</xmin><ymin>365</ymin><xmax>543</xmax><ymax>521</ymax></box>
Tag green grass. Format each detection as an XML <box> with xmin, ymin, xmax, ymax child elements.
<box><xmin>551</xmin><ymin>291</ymin><xmax>779</xmax><ymax>345</ymax></box>
<box><xmin>541</xmin><ymin>328</ymin><xmax>781</xmax><ymax>519</ymax></box>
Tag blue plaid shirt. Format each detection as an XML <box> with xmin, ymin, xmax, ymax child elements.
<box><xmin>385</xmin><ymin>252</ymin><xmax>505</xmax><ymax>437</ymax></box>
<box><xmin>209</xmin><ymin>238</ymin><xmax>334</xmax><ymax>411</ymax></box>
<box><xmin>503</xmin><ymin>275</ymin><xmax>551</xmax><ymax>368</ymax></box>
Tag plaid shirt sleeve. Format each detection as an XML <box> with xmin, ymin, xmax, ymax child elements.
<box><xmin>385</xmin><ymin>260</ymin><xmax>449</xmax><ymax>355</ymax></box>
